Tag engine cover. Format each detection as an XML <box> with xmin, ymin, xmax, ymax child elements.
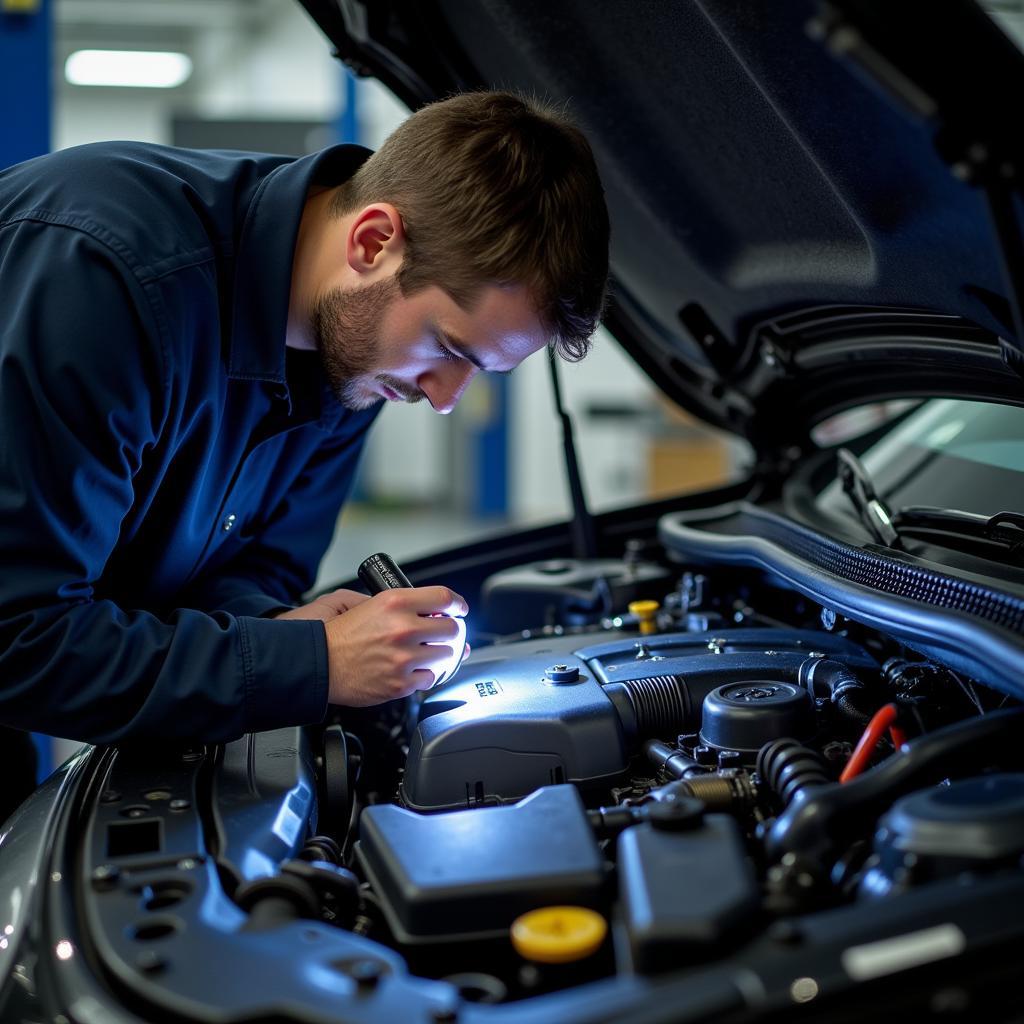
<box><xmin>402</xmin><ymin>638</ymin><xmax>628</xmax><ymax>811</ymax></box>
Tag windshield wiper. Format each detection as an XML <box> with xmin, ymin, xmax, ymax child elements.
<box><xmin>891</xmin><ymin>506</ymin><xmax>1024</xmax><ymax>563</ymax></box>
<box><xmin>836</xmin><ymin>447</ymin><xmax>1024</xmax><ymax>562</ymax></box>
<box><xmin>836</xmin><ymin>447</ymin><xmax>902</xmax><ymax>548</ymax></box>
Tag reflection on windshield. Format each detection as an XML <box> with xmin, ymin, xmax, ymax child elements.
<box><xmin>818</xmin><ymin>398</ymin><xmax>1024</xmax><ymax>520</ymax></box>
<box><xmin>863</xmin><ymin>399</ymin><xmax>1024</xmax><ymax>476</ymax></box>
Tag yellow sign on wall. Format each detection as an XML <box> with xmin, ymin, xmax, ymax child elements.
<box><xmin>2</xmin><ymin>0</ymin><xmax>42</xmax><ymax>12</ymax></box>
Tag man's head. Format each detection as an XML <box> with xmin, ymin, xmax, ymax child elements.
<box><xmin>292</xmin><ymin>91</ymin><xmax>610</xmax><ymax>412</ymax></box>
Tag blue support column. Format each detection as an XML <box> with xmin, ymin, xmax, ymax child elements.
<box><xmin>473</xmin><ymin>376</ymin><xmax>509</xmax><ymax>518</ymax></box>
<box><xmin>335</xmin><ymin>66</ymin><xmax>358</xmax><ymax>145</ymax></box>
<box><xmin>2</xmin><ymin>0</ymin><xmax>52</xmax><ymax>779</ymax></box>
<box><xmin>1</xmin><ymin>0</ymin><xmax>52</xmax><ymax>168</ymax></box>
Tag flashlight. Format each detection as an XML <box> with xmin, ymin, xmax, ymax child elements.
<box><xmin>357</xmin><ymin>552</ymin><xmax>467</xmax><ymax>686</ymax></box>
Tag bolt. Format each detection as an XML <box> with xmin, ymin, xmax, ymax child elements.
<box><xmin>348</xmin><ymin>958</ymin><xmax>383</xmax><ymax>989</ymax></box>
<box><xmin>91</xmin><ymin>865</ymin><xmax>120</xmax><ymax>891</ymax></box>
<box><xmin>790</xmin><ymin>977</ymin><xmax>819</xmax><ymax>1003</ymax></box>
<box><xmin>169</xmin><ymin>799</ymin><xmax>191</xmax><ymax>812</ymax></box>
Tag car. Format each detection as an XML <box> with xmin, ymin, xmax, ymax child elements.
<box><xmin>3</xmin><ymin>1</ymin><xmax>1024</xmax><ymax>1020</ymax></box>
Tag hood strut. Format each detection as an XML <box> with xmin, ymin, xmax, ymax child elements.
<box><xmin>548</xmin><ymin>349</ymin><xmax>597</xmax><ymax>559</ymax></box>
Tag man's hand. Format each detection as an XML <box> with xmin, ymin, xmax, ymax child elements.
<box><xmin>273</xmin><ymin>589</ymin><xmax>370</xmax><ymax>623</ymax></box>
<box><xmin>324</xmin><ymin>586</ymin><xmax>468</xmax><ymax>706</ymax></box>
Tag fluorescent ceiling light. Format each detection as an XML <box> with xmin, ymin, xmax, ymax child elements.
<box><xmin>65</xmin><ymin>50</ymin><xmax>193</xmax><ymax>89</ymax></box>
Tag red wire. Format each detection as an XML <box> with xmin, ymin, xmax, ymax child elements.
<box><xmin>840</xmin><ymin>703</ymin><xmax>900</xmax><ymax>783</ymax></box>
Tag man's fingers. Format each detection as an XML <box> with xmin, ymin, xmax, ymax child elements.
<box><xmin>408</xmin><ymin>669</ymin><xmax>437</xmax><ymax>692</ymax></box>
<box><xmin>378</xmin><ymin>585</ymin><xmax>468</xmax><ymax>617</ymax></box>
<box><xmin>413</xmin><ymin>615</ymin><xmax>464</xmax><ymax>644</ymax></box>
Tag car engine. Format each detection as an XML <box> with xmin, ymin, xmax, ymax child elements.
<box><xmin>65</xmin><ymin>537</ymin><xmax>1024</xmax><ymax>1021</ymax></box>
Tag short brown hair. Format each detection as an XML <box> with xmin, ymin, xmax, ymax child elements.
<box><xmin>331</xmin><ymin>91</ymin><xmax>609</xmax><ymax>360</ymax></box>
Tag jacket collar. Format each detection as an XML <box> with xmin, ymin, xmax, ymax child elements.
<box><xmin>227</xmin><ymin>144</ymin><xmax>372</xmax><ymax>390</ymax></box>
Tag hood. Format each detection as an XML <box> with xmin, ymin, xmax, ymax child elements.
<box><xmin>298</xmin><ymin>0</ymin><xmax>1024</xmax><ymax>452</ymax></box>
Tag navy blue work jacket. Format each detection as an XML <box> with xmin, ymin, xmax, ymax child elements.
<box><xmin>0</xmin><ymin>141</ymin><xmax>380</xmax><ymax>744</ymax></box>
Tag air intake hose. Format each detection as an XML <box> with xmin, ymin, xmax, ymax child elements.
<box><xmin>605</xmin><ymin>674</ymin><xmax>691</xmax><ymax>741</ymax></box>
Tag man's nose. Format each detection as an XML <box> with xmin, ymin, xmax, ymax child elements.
<box><xmin>419</xmin><ymin>363</ymin><xmax>477</xmax><ymax>414</ymax></box>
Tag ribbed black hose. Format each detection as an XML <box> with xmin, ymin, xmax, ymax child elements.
<box><xmin>766</xmin><ymin>707</ymin><xmax>1024</xmax><ymax>865</ymax></box>
<box><xmin>607</xmin><ymin>674</ymin><xmax>690</xmax><ymax>740</ymax></box>
<box><xmin>757</xmin><ymin>738</ymin><xmax>830</xmax><ymax>807</ymax></box>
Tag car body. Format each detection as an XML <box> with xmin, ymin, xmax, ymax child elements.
<box><xmin>4</xmin><ymin>1</ymin><xmax>1024</xmax><ymax>1021</ymax></box>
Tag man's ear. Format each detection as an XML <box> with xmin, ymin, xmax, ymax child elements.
<box><xmin>346</xmin><ymin>203</ymin><xmax>405</xmax><ymax>276</ymax></box>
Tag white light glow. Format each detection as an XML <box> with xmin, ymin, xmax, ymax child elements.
<box><xmin>428</xmin><ymin>615</ymin><xmax>467</xmax><ymax>686</ymax></box>
<box><xmin>55</xmin><ymin>940</ymin><xmax>74</xmax><ymax>961</ymax></box>
<box><xmin>3</xmin><ymin>925</ymin><xmax>11</xmax><ymax>935</ymax></box>
<box><xmin>65</xmin><ymin>50</ymin><xmax>192</xmax><ymax>89</ymax></box>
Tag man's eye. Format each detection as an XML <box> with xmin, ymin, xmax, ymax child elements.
<box><xmin>436</xmin><ymin>341</ymin><xmax>461</xmax><ymax>363</ymax></box>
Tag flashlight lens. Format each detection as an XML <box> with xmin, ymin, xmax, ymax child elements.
<box><xmin>428</xmin><ymin>614</ymin><xmax>467</xmax><ymax>686</ymax></box>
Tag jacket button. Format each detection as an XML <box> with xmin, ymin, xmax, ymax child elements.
<box><xmin>222</xmin><ymin>513</ymin><xmax>237</xmax><ymax>532</ymax></box>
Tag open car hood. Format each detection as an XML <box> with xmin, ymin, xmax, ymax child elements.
<box><xmin>298</xmin><ymin>0</ymin><xmax>1024</xmax><ymax>451</ymax></box>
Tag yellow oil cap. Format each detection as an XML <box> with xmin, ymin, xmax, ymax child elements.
<box><xmin>628</xmin><ymin>599</ymin><xmax>660</xmax><ymax>635</ymax></box>
<box><xmin>510</xmin><ymin>906</ymin><xmax>607</xmax><ymax>963</ymax></box>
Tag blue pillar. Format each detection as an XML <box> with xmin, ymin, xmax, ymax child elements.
<box><xmin>473</xmin><ymin>375</ymin><xmax>509</xmax><ymax>518</ymax></box>
<box><xmin>335</xmin><ymin>66</ymin><xmax>358</xmax><ymax>145</ymax></box>
<box><xmin>1</xmin><ymin>0</ymin><xmax>52</xmax><ymax>168</ymax></box>
<box><xmin>2</xmin><ymin>0</ymin><xmax>52</xmax><ymax>779</ymax></box>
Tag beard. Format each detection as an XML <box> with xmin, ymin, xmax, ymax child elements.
<box><xmin>309</xmin><ymin>276</ymin><xmax>424</xmax><ymax>410</ymax></box>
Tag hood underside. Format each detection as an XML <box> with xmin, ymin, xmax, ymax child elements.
<box><xmin>299</xmin><ymin>0</ymin><xmax>1024</xmax><ymax>449</ymax></box>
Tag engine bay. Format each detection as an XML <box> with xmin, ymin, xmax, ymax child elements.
<box><xmin>66</xmin><ymin>531</ymin><xmax>1024</xmax><ymax>1022</ymax></box>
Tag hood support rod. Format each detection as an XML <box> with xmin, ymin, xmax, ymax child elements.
<box><xmin>547</xmin><ymin>348</ymin><xmax>597</xmax><ymax>560</ymax></box>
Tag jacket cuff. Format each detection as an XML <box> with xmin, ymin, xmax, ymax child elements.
<box><xmin>237</xmin><ymin>617</ymin><xmax>329</xmax><ymax>733</ymax></box>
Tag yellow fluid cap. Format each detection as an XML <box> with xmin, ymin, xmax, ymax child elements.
<box><xmin>629</xmin><ymin>599</ymin><xmax>660</xmax><ymax>635</ymax></box>
<box><xmin>510</xmin><ymin>906</ymin><xmax>607</xmax><ymax>963</ymax></box>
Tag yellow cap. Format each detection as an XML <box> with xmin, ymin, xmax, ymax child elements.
<box><xmin>510</xmin><ymin>906</ymin><xmax>607</xmax><ymax>963</ymax></box>
<box><xmin>628</xmin><ymin>599</ymin><xmax>660</xmax><ymax>635</ymax></box>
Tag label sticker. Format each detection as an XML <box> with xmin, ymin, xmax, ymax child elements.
<box><xmin>841</xmin><ymin>924</ymin><xmax>966</xmax><ymax>981</ymax></box>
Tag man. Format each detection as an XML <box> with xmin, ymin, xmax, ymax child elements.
<box><xmin>0</xmin><ymin>92</ymin><xmax>609</xmax><ymax>757</ymax></box>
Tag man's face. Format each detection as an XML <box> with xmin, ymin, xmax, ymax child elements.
<box><xmin>310</xmin><ymin>277</ymin><xmax>549</xmax><ymax>413</ymax></box>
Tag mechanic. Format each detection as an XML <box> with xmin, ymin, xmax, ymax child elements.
<box><xmin>0</xmin><ymin>91</ymin><xmax>609</xmax><ymax>805</ymax></box>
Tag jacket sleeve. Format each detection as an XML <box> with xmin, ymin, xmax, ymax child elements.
<box><xmin>0</xmin><ymin>221</ymin><xmax>328</xmax><ymax>744</ymax></box>
<box><xmin>180</xmin><ymin>407</ymin><xmax>379</xmax><ymax>619</ymax></box>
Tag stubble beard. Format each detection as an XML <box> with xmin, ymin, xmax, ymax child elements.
<box><xmin>310</xmin><ymin>276</ymin><xmax>423</xmax><ymax>411</ymax></box>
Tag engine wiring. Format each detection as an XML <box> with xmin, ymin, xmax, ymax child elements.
<box><xmin>839</xmin><ymin>703</ymin><xmax>902</xmax><ymax>783</ymax></box>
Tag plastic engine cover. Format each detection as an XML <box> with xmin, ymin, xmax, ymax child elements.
<box><xmin>355</xmin><ymin>786</ymin><xmax>605</xmax><ymax>942</ymax></box>
<box><xmin>403</xmin><ymin>648</ymin><xmax>627</xmax><ymax>811</ymax></box>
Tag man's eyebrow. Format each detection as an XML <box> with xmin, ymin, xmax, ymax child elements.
<box><xmin>440</xmin><ymin>329</ymin><xmax>513</xmax><ymax>376</ymax></box>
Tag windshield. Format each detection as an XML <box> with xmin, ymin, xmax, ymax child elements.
<box><xmin>817</xmin><ymin>398</ymin><xmax>1024</xmax><ymax>519</ymax></box>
